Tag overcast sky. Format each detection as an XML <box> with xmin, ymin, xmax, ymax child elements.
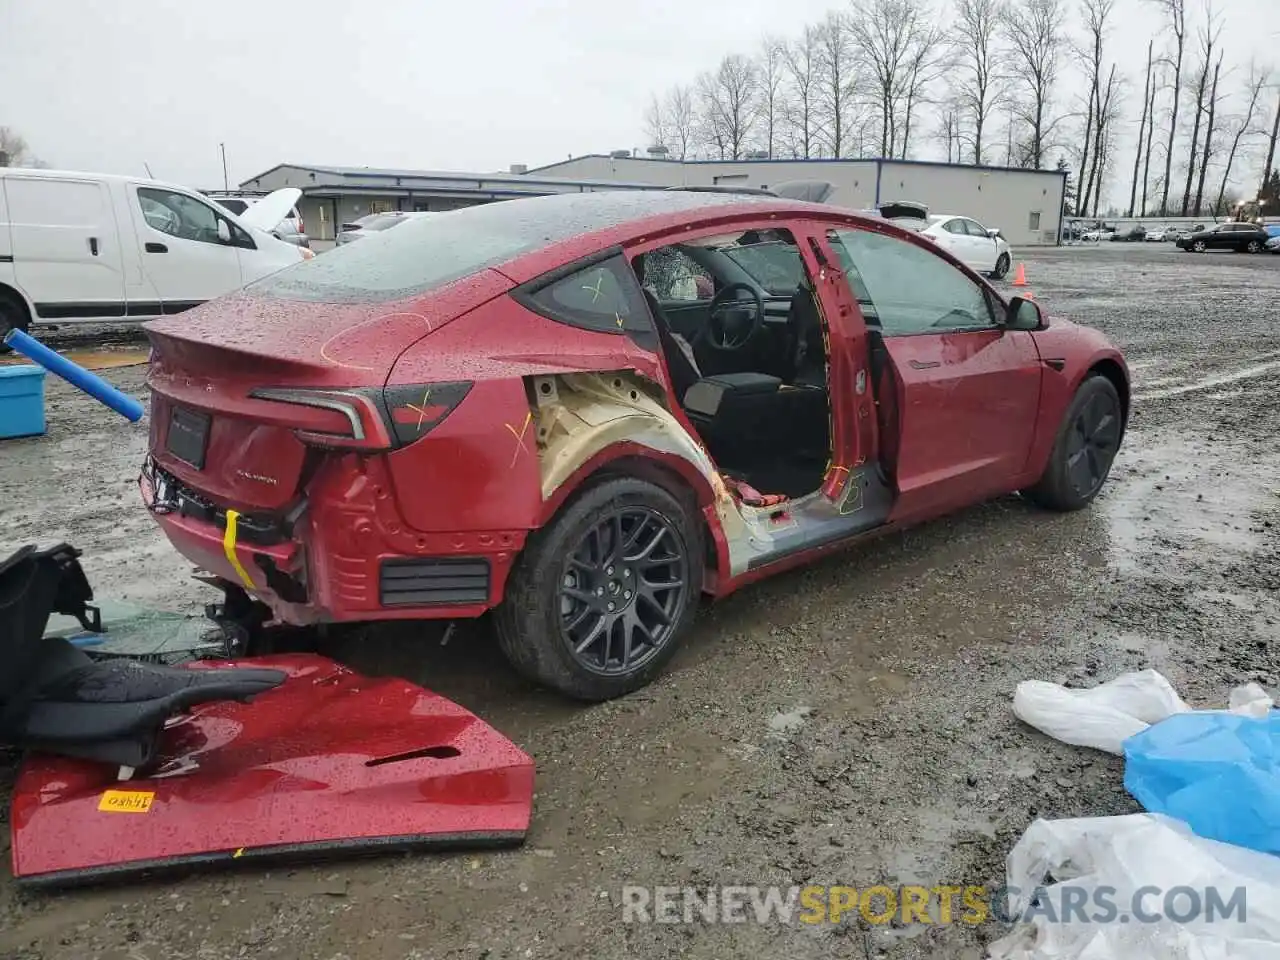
<box><xmin>2</xmin><ymin>0</ymin><xmax>1278</xmax><ymax>206</ymax></box>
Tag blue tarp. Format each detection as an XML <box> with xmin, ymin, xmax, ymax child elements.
<box><xmin>1124</xmin><ymin>711</ymin><xmax>1280</xmax><ymax>855</ymax></box>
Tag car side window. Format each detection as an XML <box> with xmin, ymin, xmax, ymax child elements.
<box><xmin>942</xmin><ymin>219</ymin><xmax>967</xmax><ymax>236</ymax></box>
<box><xmin>641</xmin><ymin>247</ymin><xmax>714</xmax><ymax>302</ymax></box>
<box><xmin>826</xmin><ymin>228</ymin><xmax>995</xmax><ymax>336</ymax></box>
<box><xmin>963</xmin><ymin>219</ymin><xmax>989</xmax><ymax>238</ymax></box>
<box><xmin>518</xmin><ymin>253</ymin><xmax>651</xmax><ymax>336</ymax></box>
<box><xmin>138</xmin><ymin>187</ymin><xmax>249</xmax><ymax>248</ymax></box>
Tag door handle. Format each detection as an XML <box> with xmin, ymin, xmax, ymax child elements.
<box><xmin>88</xmin><ymin>237</ymin><xmax>99</xmax><ymax>256</ymax></box>
<box><xmin>909</xmin><ymin>359</ymin><xmax>941</xmax><ymax>370</ymax></box>
<box><xmin>145</xmin><ymin>242</ymin><xmax>168</xmax><ymax>254</ymax></box>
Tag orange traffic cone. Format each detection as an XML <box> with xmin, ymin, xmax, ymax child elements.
<box><xmin>1012</xmin><ymin>262</ymin><xmax>1028</xmax><ymax>286</ymax></box>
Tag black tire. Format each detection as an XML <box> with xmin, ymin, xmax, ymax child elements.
<box><xmin>495</xmin><ymin>475</ymin><xmax>703</xmax><ymax>701</ymax></box>
<box><xmin>991</xmin><ymin>253</ymin><xmax>1011</xmax><ymax>280</ymax></box>
<box><xmin>1246</xmin><ymin>240</ymin><xmax>1262</xmax><ymax>254</ymax></box>
<box><xmin>1193</xmin><ymin>240</ymin><xmax>1207</xmax><ymax>253</ymax></box>
<box><xmin>1023</xmin><ymin>375</ymin><xmax>1123</xmax><ymax>512</ymax></box>
<box><xmin>0</xmin><ymin>289</ymin><xmax>31</xmax><ymax>355</ymax></box>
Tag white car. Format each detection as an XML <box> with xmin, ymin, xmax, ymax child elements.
<box><xmin>0</xmin><ymin>169</ymin><xmax>312</xmax><ymax>339</ymax></box>
<box><xmin>1144</xmin><ymin>226</ymin><xmax>1176</xmax><ymax>242</ymax></box>
<box><xmin>1082</xmin><ymin>228</ymin><xmax>1115</xmax><ymax>242</ymax></box>
<box><xmin>877</xmin><ymin>201</ymin><xmax>1013</xmax><ymax>279</ymax></box>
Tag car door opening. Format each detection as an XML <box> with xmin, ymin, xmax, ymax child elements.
<box><xmin>632</xmin><ymin>228</ymin><xmax>831</xmax><ymax>501</ymax></box>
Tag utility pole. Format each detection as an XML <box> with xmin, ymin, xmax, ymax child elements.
<box><xmin>220</xmin><ymin>143</ymin><xmax>229</xmax><ymax>191</ymax></box>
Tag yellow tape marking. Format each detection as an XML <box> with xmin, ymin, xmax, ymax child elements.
<box><xmin>223</xmin><ymin>509</ymin><xmax>257</xmax><ymax>589</ymax></box>
<box><xmin>98</xmin><ymin>790</ymin><xmax>155</xmax><ymax>814</ymax></box>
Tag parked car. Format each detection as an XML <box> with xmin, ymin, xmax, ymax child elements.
<box><xmin>875</xmin><ymin>201</ymin><xmax>1014</xmax><ymax>278</ymax></box>
<box><xmin>335</xmin><ymin>211</ymin><xmax>433</xmax><ymax>246</ymax></box>
<box><xmin>1174</xmin><ymin>222</ymin><xmax>1270</xmax><ymax>253</ymax></box>
<box><xmin>1082</xmin><ymin>227</ymin><xmax>1115</xmax><ymax>242</ymax></box>
<box><xmin>1110</xmin><ymin>226</ymin><xmax>1147</xmax><ymax>242</ymax></box>
<box><xmin>0</xmin><ymin>169</ymin><xmax>313</xmax><ymax>341</ymax></box>
<box><xmin>1144</xmin><ymin>226</ymin><xmax>1174</xmax><ymax>242</ymax></box>
<box><xmin>140</xmin><ymin>190</ymin><xmax>1129</xmax><ymax>701</ymax></box>
<box><xmin>206</xmin><ymin>191</ymin><xmax>308</xmax><ymax>247</ymax></box>
<box><xmin>1266</xmin><ymin>235</ymin><xmax>1280</xmax><ymax>254</ymax></box>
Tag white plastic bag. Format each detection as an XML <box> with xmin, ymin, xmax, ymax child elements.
<box><xmin>1012</xmin><ymin>670</ymin><xmax>1192</xmax><ymax>755</ymax></box>
<box><xmin>1012</xmin><ymin>670</ymin><xmax>1274</xmax><ymax>755</ymax></box>
<box><xmin>987</xmin><ymin>813</ymin><xmax>1280</xmax><ymax>960</ymax></box>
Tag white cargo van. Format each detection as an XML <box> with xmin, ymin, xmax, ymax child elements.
<box><xmin>0</xmin><ymin>168</ymin><xmax>312</xmax><ymax>337</ymax></box>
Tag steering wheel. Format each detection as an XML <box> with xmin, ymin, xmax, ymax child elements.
<box><xmin>704</xmin><ymin>282</ymin><xmax>766</xmax><ymax>352</ymax></box>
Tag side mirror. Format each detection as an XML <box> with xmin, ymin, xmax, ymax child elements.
<box><xmin>216</xmin><ymin>220</ymin><xmax>232</xmax><ymax>244</ymax></box>
<box><xmin>987</xmin><ymin>228</ymin><xmax>1001</xmax><ymax>239</ymax></box>
<box><xmin>1005</xmin><ymin>296</ymin><xmax>1044</xmax><ymax>331</ymax></box>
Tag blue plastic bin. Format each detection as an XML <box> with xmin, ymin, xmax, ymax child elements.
<box><xmin>0</xmin><ymin>364</ymin><xmax>48</xmax><ymax>439</ymax></box>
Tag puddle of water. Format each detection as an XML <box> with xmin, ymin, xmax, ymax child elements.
<box><xmin>1103</xmin><ymin>432</ymin><xmax>1279</xmax><ymax>577</ymax></box>
<box><xmin>1136</xmin><ymin>355</ymin><xmax>1280</xmax><ymax>401</ymax></box>
<box><xmin>767</xmin><ymin>705</ymin><xmax>814</xmax><ymax>735</ymax></box>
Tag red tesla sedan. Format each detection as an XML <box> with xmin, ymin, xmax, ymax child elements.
<box><xmin>140</xmin><ymin>191</ymin><xmax>1128</xmax><ymax>701</ymax></box>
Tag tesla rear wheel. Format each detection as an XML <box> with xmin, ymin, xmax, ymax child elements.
<box><xmin>496</xmin><ymin>476</ymin><xmax>702</xmax><ymax>701</ymax></box>
<box><xmin>0</xmin><ymin>291</ymin><xmax>31</xmax><ymax>354</ymax></box>
<box><xmin>1247</xmin><ymin>241</ymin><xmax>1262</xmax><ymax>253</ymax></box>
<box><xmin>1023</xmin><ymin>375</ymin><xmax>1123</xmax><ymax>512</ymax></box>
<box><xmin>992</xmin><ymin>253</ymin><xmax>1011</xmax><ymax>279</ymax></box>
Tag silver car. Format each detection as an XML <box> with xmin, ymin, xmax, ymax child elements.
<box><xmin>335</xmin><ymin>211</ymin><xmax>432</xmax><ymax>245</ymax></box>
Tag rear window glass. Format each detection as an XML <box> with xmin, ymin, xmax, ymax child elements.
<box><xmin>363</xmin><ymin>215</ymin><xmax>408</xmax><ymax>231</ymax></box>
<box><xmin>214</xmin><ymin>198</ymin><xmax>249</xmax><ymax>214</ymax></box>
<box><xmin>249</xmin><ymin>190</ymin><xmax>780</xmax><ymax>304</ymax></box>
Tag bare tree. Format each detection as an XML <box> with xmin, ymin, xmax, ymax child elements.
<box><xmin>1181</xmin><ymin>11</ymin><xmax>1222</xmax><ymax>216</ymax></box>
<box><xmin>667</xmin><ymin>85</ymin><xmax>696</xmax><ymax>161</ymax></box>
<box><xmin>1262</xmin><ymin>91</ymin><xmax>1280</xmax><ymax>195</ymax></box>
<box><xmin>0</xmin><ymin>127</ymin><xmax>42</xmax><ymax>167</ymax></box>
<box><xmin>1077</xmin><ymin>0</ymin><xmax>1117</xmax><ymax>217</ymax></box>
<box><xmin>756</xmin><ymin>36</ymin><xmax>788</xmax><ymax>158</ymax></box>
<box><xmin>1146</xmin><ymin>0</ymin><xmax>1186</xmax><ymax>217</ymax></box>
<box><xmin>1140</xmin><ymin>62</ymin><xmax>1160</xmax><ymax>214</ymax></box>
<box><xmin>952</xmin><ymin>0</ymin><xmax>1007</xmax><ymax>164</ymax></box>
<box><xmin>816</xmin><ymin>11</ymin><xmax>858</xmax><ymax>157</ymax></box>
<box><xmin>1215</xmin><ymin>65</ymin><xmax>1271</xmax><ymax>216</ymax></box>
<box><xmin>1002</xmin><ymin>0</ymin><xmax>1066</xmax><ymax>168</ymax></box>
<box><xmin>898</xmin><ymin>17</ymin><xmax>949</xmax><ymax>158</ymax></box>
<box><xmin>696</xmin><ymin>55</ymin><xmax>761</xmax><ymax>160</ymax></box>
<box><xmin>935</xmin><ymin>100</ymin><xmax>964</xmax><ymax>161</ymax></box>
<box><xmin>1087</xmin><ymin>66</ymin><xmax>1121</xmax><ymax>217</ymax></box>
<box><xmin>781</xmin><ymin>26</ymin><xmax>824</xmax><ymax>158</ymax></box>
<box><xmin>1128</xmin><ymin>41</ymin><xmax>1155</xmax><ymax>216</ymax></box>
<box><xmin>1193</xmin><ymin>54</ymin><xmax>1222</xmax><ymax>217</ymax></box>
<box><xmin>643</xmin><ymin>93</ymin><xmax>671</xmax><ymax>152</ymax></box>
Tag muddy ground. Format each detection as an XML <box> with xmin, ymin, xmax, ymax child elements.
<box><xmin>1</xmin><ymin>244</ymin><xmax>1278</xmax><ymax>959</ymax></box>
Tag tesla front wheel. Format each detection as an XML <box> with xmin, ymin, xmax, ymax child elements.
<box><xmin>992</xmin><ymin>253</ymin><xmax>1011</xmax><ymax>279</ymax></box>
<box><xmin>1023</xmin><ymin>374</ymin><xmax>1123</xmax><ymax>512</ymax></box>
<box><xmin>1193</xmin><ymin>241</ymin><xmax>1207</xmax><ymax>252</ymax></box>
<box><xmin>496</xmin><ymin>476</ymin><xmax>702</xmax><ymax>701</ymax></box>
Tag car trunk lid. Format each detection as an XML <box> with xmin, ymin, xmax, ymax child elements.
<box><xmin>144</xmin><ymin>272</ymin><xmax>512</xmax><ymax>511</ymax></box>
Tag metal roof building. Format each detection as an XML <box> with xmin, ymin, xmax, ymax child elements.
<box><xmin>238</xmin><ymin>163</ymin><xmax>656</xmax><ymax>242</ymax></box>
<box><xmin>522</xmin><ymin>154</ymin><xmax>1068</xmax><ymax>247</ymax></box>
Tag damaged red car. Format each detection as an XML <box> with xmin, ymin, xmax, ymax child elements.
<box><xmin>141</xmin><ymin>191</ymin><xmax>1128</xmax><ymax>700</ymax></box>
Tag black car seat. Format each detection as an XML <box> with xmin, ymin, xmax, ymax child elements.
<box><xmin>642</xmin><ymin>288</ymin><xmax>703</xmax><ymax>406</ymax></box>
<box><xmin>0</xmin><ymin>544</ymin><xmax>286</xmax><ymax>768</ymax></box>
<box><xmin>786</xmin><ymin>283</ymin><xmax>827</xmax><ymax>387</ymax></box>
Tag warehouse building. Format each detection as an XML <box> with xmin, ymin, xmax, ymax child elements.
<box><xmin>237</xmin><ymin>163</ymin><xmax>656</xmax><ymax>242</ymax></box>
<box><xmin>241</xmin><ymin>155</ymin><xmax>1067</xmax><ymax>247</ymax></box>
<box><xmin>524</xmin><ymin>153</ymin><xmax>1068</xmax><ymax>247</ymax></box>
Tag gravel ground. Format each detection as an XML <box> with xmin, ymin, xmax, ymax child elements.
<box><xmin>1</xmin><ymin>244</ymin><xmax>1278</xmax><ymax>960</ymax></box>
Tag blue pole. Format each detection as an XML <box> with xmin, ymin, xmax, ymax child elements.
<box><xmin>3</xmin><ymin>328</ymin><xmax>146</xmax><ymax>423</ymax></box>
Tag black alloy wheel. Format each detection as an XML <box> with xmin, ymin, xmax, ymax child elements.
<box><xmin>495</xmin><ymin>476</ymin><xmax>702</xmax><ymax>701</ymax></box>
<box><xmin>558</xmin><ymin>506</ymin><xmax>688</xmax><ymax>676</ymax></box>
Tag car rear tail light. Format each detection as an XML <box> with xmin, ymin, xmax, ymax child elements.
<box><xmin>249</xmin><ymin>382</ymin><xmax>472</xmax><ymax>451</ymax></box>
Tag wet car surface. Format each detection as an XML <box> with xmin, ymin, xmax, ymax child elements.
<box><xmin>2</xmin><ymin>243</ymin><xmax>1278</xmax><ymax>959</ymax></box>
